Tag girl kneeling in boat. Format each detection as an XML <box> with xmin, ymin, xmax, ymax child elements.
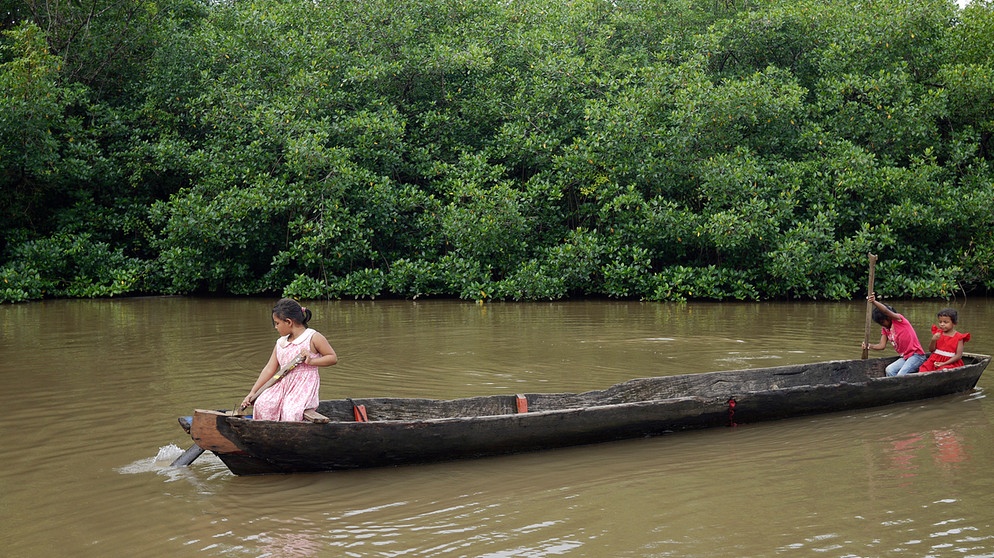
<box><xmin>241</xmin><ymin>298</ymin><xmax>338</xmax><ymax>421</ymax></box>
<box><xmin>919</xmin><ymin>308</ymin><xmax>970</xmax><ymax>373</ymax></box>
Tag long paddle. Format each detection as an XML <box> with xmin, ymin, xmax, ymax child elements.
<box><xmin>171</xmin><ymin>351</ymin><xmax>308</xmax><ymax>467</ymax></box>
<box><xmin>170</xmin><ymin>443</ymin><xmax>205</xmax><ymax>467</ymax></box>
<box><xmin>861</xmin><ymin>252</ymin><xmax>878</xmax><ymax>359</ymax></box>
<box><xmin>239</xmin><ymin>350</ymin><xmax>308</xmax><ymax>411</ymax></box>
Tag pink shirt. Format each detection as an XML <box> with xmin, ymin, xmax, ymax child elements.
<box><xmin>882</xmin><ymin>314</ymin><xmax>924</xmax><ymax>359</ymax></box>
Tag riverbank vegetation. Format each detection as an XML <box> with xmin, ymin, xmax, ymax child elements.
<box><xmin>2</xmin><ymin>0</ymin><xmax>993</xmax><ymax>302</ymax></box>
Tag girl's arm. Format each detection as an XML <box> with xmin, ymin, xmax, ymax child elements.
<box><xmin>863</xmin><ymin>333</ymin><xmax>888</xmax><ymax>351</ymax></box>
<box><xmin>937</xmin><ymin>339</ymin><xmax>965</xmax><ymax>367</ymax></box>
<box><xmin>869</xmin><ymin>294</ymin><xmax>902</xmax><ymax>322</ymax></box>
<box><xmin>241</xmin><ymin>346</ymin><xmax>280</xmax><ymax>408</ymax></box>
<box><xmin>873</xmin><ymin>333</ymin><xmax>888</xmax><ymax>350</ymax></box>
<box><xmin>306</xmin><ymin>331</ymin><xmax>338</xmax><ymax>367</ymax></box>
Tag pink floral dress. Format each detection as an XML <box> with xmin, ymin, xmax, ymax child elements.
<box><xmin>253</xmin><ymin>328</ymin><xmax>321</xmax><ymax>421</ymax></box>
<box><xmin>918</xmin><ymin>326</ymin><xmax>971</xmax><ymax>373</ymax></box>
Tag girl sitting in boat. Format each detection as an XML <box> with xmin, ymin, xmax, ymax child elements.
<box><xmin>918</xmin><ymin>308</ymin><xmax>970</xmax><ymax>372</ymax></box>
<box><xmin>241</xmin><ymin>298</ymin><xmax>338</xmax><ymax>421</ymax></box>
<box><xmin>862</xmin><ymin>293</ymin><xmax>926</xmax><ymax>376</ymax></box>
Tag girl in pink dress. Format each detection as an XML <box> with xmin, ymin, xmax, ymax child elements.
<box><xmin>919</xmin><ymin>308</ymin><xmax>970</xmax><ymax>372</ymax></box>
<box><xmin>241</xmin><ymin>298</ymin><xmax>338</xmax><ymax>421</ymax></box>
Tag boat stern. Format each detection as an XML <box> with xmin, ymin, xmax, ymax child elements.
<box><xmin>189</xmin><ymin>409</ymin><xmax>242</xmax><ymax>454</ymax></box>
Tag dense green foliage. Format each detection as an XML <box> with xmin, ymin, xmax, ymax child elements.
<box><xmin>2</xmin><ymin>0</ymin><xmax>993</xmax><ymax>303</ymax></box>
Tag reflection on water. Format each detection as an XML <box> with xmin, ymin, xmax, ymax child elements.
<box><xmin>1</xmin><ymin>297</ymin><xmax>993</xmax><ymax>557</ymax></box>
<box><xmin>884</xmin><ymin>428</ymin><xmax>969</xmax><ymax>482</ymax></box>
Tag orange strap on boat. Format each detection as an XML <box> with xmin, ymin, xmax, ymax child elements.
<box><xmin>515</xmin><ymin>394</ymin><xmax>528</xmax><ymax>413</ymax></box>
<box><xmin>353</xmin><ymin>405</ymin><xmax>368</xmax><ymax>422</ymax></box>
<box><xmin>347</xmin><ymin>398</ymin><xmax>368</xmax><ymax>422</ymax></box>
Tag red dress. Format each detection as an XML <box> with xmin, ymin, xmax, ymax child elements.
<box><xmin>918</xmin><ymin>326</ymin><xmax>970</xmax><ymax>372</ymax></box>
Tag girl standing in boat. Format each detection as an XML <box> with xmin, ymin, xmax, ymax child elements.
<box><xmin>918</xmin><ymin>308</ymin><xmax>970</xmax><ymax>372</ymax></box>
<box><xmin>241</xmin><ymin>298</ymin><xmax>338</xmax><ymax>421</ymax></box>
<box><xmin>861</xmin><ymin>293</ymin><xmax>926</xmax><ymax>376</ymax></box>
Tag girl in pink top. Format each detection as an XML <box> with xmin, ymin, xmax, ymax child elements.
<box><xmin>861</xmin><ymin>293</ymin><xmax>926</xmax><ymax>376</ymax></box>
<box><xmin>241</xmin><ymin>298</ymin><xmax>338</xmax><ymax>421</ymax></box>
<box><xmin>918</xmin><ymin>308</ymin><xmax>970</xmax><ymax>372</ymax></box>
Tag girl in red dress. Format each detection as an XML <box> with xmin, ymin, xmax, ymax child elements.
<box><xmin>918</xmin><ymin>308</ymin><xmax>970</xmax><ymax>372</ymax></box>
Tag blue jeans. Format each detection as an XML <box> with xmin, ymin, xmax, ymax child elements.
<box><xmin>886</xmin><ymin>353</ymin><xmax>927</xmax><ymax>376</ymax></box>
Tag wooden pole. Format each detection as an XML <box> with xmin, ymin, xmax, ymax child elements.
<box><xmin>170</xmin><ymin>444</ymin><xmax>205</xmax><ymax>467</ymax></box>
<box><xmin>862</xmin><ymin>253</ymin><xmax>878</xmax><ymax>359</ymax></box>
<box><xmin>239</xmin><ymin>351</ymin><xmax>308</xmax><ymax>412</ymax></box>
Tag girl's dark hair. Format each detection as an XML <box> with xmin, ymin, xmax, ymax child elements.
<box><xmin>871</xmin><ymin>304</ymin><xmax>897</xmax><ymax>326</ymax></box>
<box><xmin>273</xmin><ymin>298</ymin><xmax>311</xmax><ymax>327</ymax></box>
<box><xmin>937</xmin><ymin>308</ymin><xmax>958</xmax><ymax>324</ymax></box>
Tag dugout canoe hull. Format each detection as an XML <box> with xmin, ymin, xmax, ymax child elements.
<box><xmin>180</xmin><ymin>353</ymin><xmax>990</xmax><ymax>475</ymax></box>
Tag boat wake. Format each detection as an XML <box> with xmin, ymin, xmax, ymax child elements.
<box><xmin>116</xmin><ymin>444</ymin><xmax>221</xmax><ymax>480</ymax></box>
<box><xmin>115</xmin><ymin>444</ymin><xmax>183</xmax><ymax>473</ymax></box>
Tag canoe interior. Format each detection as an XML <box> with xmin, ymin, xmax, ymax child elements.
<box><xmin>309</xmin><ymin>355</ymin><xmax>986</xmax><ymax>423</ymax></box>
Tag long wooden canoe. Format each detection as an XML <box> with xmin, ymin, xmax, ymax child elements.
<box><xmin>178</xmin><ymin>353</ymin><xmax>989</xmax><ymax>475</ymax></box>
